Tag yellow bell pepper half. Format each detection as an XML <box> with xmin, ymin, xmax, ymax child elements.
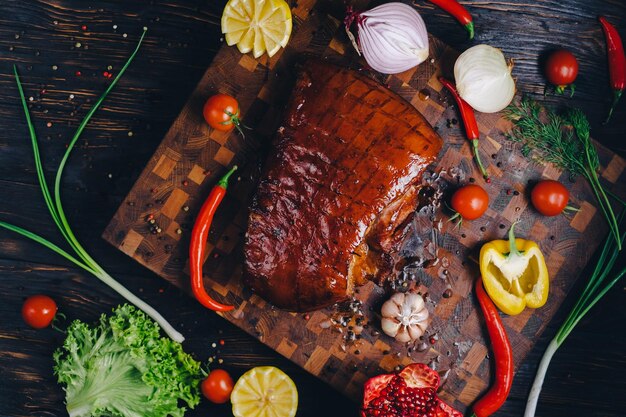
<box><xmin>479</xmin><ymin>223</ymin><xmax>549</xmax><ymax>315</ymax></box>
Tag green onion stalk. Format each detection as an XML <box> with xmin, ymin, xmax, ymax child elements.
<box><xmin>523</xmin><ymin>212</ymin><xmax>625</xmax><ymax>417</ymax></box>
<box><xmin>0</xmin><ymin>29</ymin><xmax>184</xmax><ymax>343</ymax></box>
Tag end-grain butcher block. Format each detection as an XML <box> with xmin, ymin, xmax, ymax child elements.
<box><xmin>244</xmin><ymin>61</ymin><xmax>443</xmax><ymax>312</ymax></box>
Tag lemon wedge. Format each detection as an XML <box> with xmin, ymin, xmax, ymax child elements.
<box><xmin>231</xmin><ymin>366</ymin><xmax>298</xmax><ymax>417</ymax></box>
<box><xmin>221</xmin><ymin>0</ymin><xmax>292</xmax><ymax>58</ymax></box>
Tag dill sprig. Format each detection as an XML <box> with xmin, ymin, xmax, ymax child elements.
<box><xmin>505</xmin><ymin>96</ymin><xmax>622</xmax><ymax>250</ymax></box>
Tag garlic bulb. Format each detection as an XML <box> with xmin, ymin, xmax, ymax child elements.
<box><xmin>454</xmin><ymin>44</ymin><xmax>516</xmax><ymax>113</ymax></box>
<box><xmin>345</xmin><ymin>3</ymin><xmax>429</xmax><ymax>75</ymax></box>
<box><xmin>381</xmin><ymin>292</ymin><xmax>429</xmax><ymax>343</ymax></box>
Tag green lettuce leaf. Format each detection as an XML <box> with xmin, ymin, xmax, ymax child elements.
<box><xmin>53</xmin><ymin>304</ymin><xmax>201</xmax><ymax>417</ymax></box>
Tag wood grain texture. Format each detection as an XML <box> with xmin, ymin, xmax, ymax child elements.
<box><xmin>101</xmin><ymin>0</ymin><xmax>626</xmax><ymax>411</ymax></box>
<box><xmin>0</xmin><ymin>1</ymin><xmax>625</xmax><ymax>417</ymax></box>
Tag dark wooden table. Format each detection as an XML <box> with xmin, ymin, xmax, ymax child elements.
<box><xmin>1</xmin><ymin>1</ymin><xmax>624</xmax><ymax>416</ymax></box>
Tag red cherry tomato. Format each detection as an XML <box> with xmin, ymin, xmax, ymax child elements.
<box><xmin>531</xmin><ymin>180</ymin><xmax>570</xmax><ymax>216</ymax></box>
<box><xmin>451</xmin><ymin>184</ymin><xmax>489</xmax><ymax>220</ymax></box>
<box><xmin>203</xmin><ymin>94</ymin><xmax>241</xmax><ymax>132</ymax></box>
<box><xmin>22</xmin><ymin>295</ymin><xmax>57</xmax><ymax>329</ymax></box>
<box><xmin>201</xmin><ymin>369</ymin><xmax>234</xmax><ymax>404</ymax></box>
<box><xmin>545</xmin><ymin>50</ymin><xmax>578</xmax><ymax>88</ymax></box>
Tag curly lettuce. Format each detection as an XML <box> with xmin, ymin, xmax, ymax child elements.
<box><xmin>53</xmin><ymin>304</ymin><xmax>202</xmax><ymax>417</ymax></box>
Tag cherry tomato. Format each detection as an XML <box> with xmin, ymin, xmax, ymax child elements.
<box><xmin>22</xmin><ymin>295</ymin><xmax>57</xmax><ymax>329</ymax></box>
<box><xmin>544</xmin><ymin>49</ymin><xmax>578</xmax><ymax>91</ymax></box>
<box><xmin>531</xmin><ymin>180</ymin><xmax>570</xmax><ymax>216</ymax></box>
<box><xmin>201</xmin><ymin>369</ymin><xmax>234</xmax><ymax>404</ymax></box>
<box><xmin>203</xmin><ymin>94</ymin><xmax>241</xmax><ymax>132</ymax></box>
<box><xmin>450</xmin><ymin>184</ymin><xmax>489</xmax><ymax>221</ymax></box>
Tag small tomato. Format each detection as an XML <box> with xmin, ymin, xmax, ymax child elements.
<box><xmin>201</xmin><ymin>369</ymin><xmax>234</xmax><ymax>404</ymax></box>
<box><xmin>22</xmin><ymin>295</ymin><xmax>57</xmax><ymax>329</ymax></box>
<box><xmin>203</xmin><ymin>94</ymin><xmax>242</xmax><ymax>132</ymax></box>
<box><xmin>544</xmin><ymin>49</ymin><xmax>578</xmax><ymax>95</ymax></box>
<box><xmin>450</xmin><ymin>184</ymin><xmax>489</xmax><ymax>221</ymax></box>
<box><xmin>531</xmin><ymin>180</ymin><xmax>570</xmax><ymax>216</ymax></box>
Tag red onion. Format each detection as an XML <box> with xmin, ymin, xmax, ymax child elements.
<box><xmin>345</xmin><ymin>2</ymin><xmax>429</xmax><ymax>74</ymax></box>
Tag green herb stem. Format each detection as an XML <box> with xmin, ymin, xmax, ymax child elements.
<box><xmin>13</xmin><ymin>67</ymin><xmax>71</xmax><ymax>246</ymax></box>
<box><xmin>523</xmin><ymin>211</ymin><xmax>625</xmax><ymax>417</ymax></box>
<box><xmin>582</xmin><ymin>170</ymin><xmax>618</xmax><ymax>247</ymax></box>
<box><xmin>587</xmin><ymin>167</ymin><xmax>621</xmax><ymax>249</ymax></box>
<box><xmin>558</xmin><ymin>266</ymin><xmax>626</xmax><ymax>343</ymax></box>
<box><xmin>4</xmin><ymin>29</ymin><xmax>183</xmax><ymax>342</ymax></box>
<box><xmin>0</xmin><ymin>220</ymin><xmax>96</xmax><ymax>273</ymax></box>
<box><xmin>556</xmin><ymin>219</ymin><xmax>625</xmax><ymax>344</ymax></box>
<box><xmin>52</xmin><ymin>29</ymin><xmax>148</xmax><ymax>274</ymax></box>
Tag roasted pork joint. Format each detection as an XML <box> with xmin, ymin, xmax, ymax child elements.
<box><xmin>244</xmin><ymin>61</ymin><xmax>443</xmax><ymax>311</ymax></box>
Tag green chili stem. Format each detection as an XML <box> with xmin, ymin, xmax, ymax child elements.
<box><xmin>471</xmin><ymin>139</ymin><xmax>489</xmax><ymax>180</ymax></box>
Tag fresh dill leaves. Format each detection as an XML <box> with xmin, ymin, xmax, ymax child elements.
<box><xmin>504</xmin><ymin>96</ymin><xmax>622</xmax><ymax>250</ymax></box>
<box><xmin>504</xmin><ymin>96</ymin><xmax>588</xmax><ymax>176</ymax></box>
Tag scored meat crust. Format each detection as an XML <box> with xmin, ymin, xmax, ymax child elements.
<box><xmin>244</xmin><ymin>61</ymin><xmax>443</xmax><ymax>311</ymax></box>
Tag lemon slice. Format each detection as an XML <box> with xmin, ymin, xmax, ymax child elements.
<box><xmin>222</xmin><ymin>0</ymin><xmax>292</xmax><ymax>58</ymax></box>
<box><xmin>231</xmin><ymin>366</ymin><xmax>298</xmax><ymax>417</ymax></box>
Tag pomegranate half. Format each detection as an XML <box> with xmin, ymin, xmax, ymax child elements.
<box><xmin>361</xmin><ymin>363</ymin><xmax>462</xmax><ymax>417</ymax></box>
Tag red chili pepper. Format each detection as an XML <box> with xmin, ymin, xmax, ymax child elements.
<box><xmin>599</xmin><ymin>16</ymin><xmax>625</xmax><ymax>124</ymax></box>
<box><xmin>439</xmin><ymin>77</ymin><xmax>490</xmax><ymax>181</ymax></box>
<box><xmin>471</xmin><ymin>278</ymin><xmax>514</xmax><ymax>417</ymax></box>
<box><xmin>189</xmin><ymin>165</ymin><xmax>238</xmax><ymax>312</ymax></box>
<box><xmin>426</xmin><ymin>0</ymin><xmax>474</xmax><ymax>39</ymax></box>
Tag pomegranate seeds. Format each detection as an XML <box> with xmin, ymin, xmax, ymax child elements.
<box><xmin>361</xmin><ymin>363</ymin><xmax>461</xmax><ymax>417</ymax></box>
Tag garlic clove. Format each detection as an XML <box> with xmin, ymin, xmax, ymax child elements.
<box><xmin>382</xmin><ymin>296</ymin><xmax>403</xmax><ymax>317</ymax></box>
<box><xmin>390</xmin><ymin>292</ymin><xmax>406</xmax><ymax>304</ymax></box>
<box><xmin>416</xmin><ymin>321</ymin><xmax>429</xmax><ymax>334</ymax></box>
<box><xmin>395</xmin><ymin>326</ymin><xmax>412</xmax><ymax>343</ymax></box>
<box><xmin>412</xmin><ymin>308</ymin><xmax>429</xmax><ymax>323</ymax></box>
<box><xmin>381</xmin><ymin>317</ymin><xmax>401</xmax><ymax>337</ymax></box>
<box><xmin>405</xmin><ymin>292</ymin><xmax>425</xmax><ymax>312</ymax></box>
<box><xmin>408</xmin><ymin>324</ymin><xmax>425</xmax><ymax>341</ymax></box>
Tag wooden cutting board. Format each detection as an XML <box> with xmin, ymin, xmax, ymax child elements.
<box><xmin>103</xmin><ymin>0</ymin><xmax>626</xmax><ymax>411</ymax></box>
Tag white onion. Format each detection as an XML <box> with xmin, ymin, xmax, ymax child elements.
<box><xmin>454</xmin><ymin>44</ymin><xmax>516</xmax><ymax>113</ymax></box>
<box><xmin>346</xmin><ymin>3</ymin><xmax>429</xmax><ymax>74</ymax></box>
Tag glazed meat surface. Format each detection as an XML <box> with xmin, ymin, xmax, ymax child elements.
<box><xmin>244</xmin><ymin>61</ymin><xmax>443</xmax><ymax>311</ymax></box>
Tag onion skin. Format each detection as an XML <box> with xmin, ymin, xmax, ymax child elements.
<box><xmin>346</xmin><ymin>3</ymin><xmax>429</xmax><ymax>75</ymax></box>
<box><xmin>454</xmin><ymin>44</ymin><xmax>515</xmax><ymax>113</ymax></box>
